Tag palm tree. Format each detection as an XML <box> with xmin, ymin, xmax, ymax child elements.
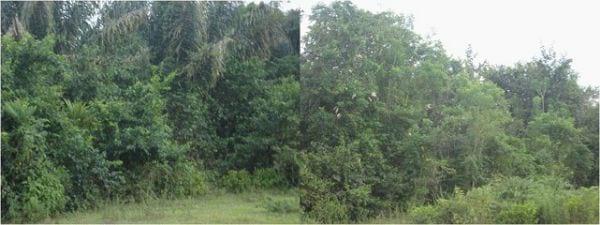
<box><xmin>1</xmin><ymin>1</ymin><xmax>98</xmax><ymax>53</ymax></box>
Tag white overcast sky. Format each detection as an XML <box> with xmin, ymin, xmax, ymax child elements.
<box><xmin>280</xmin><ymin>0</ymin><xmax>600</xmax><ymax>87</ymax></box>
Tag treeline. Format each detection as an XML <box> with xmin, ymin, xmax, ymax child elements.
<box><xmin>1</xmin><ymin>1</ymin><xmax>300</xmax><ymax>222</ymax></box>
<box><xmin>299</xmin><ymin>2</ymin><xmax>598</xmax><ymax>223</ymax></box>
<box><xmin>2</xmin><ymin>1</ymin><xmax>598</xmax><ymax>224</ymax></box>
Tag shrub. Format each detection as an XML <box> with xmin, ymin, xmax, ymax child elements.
<box><xmin>2</xmin><ymin>164</ymin><xmax>68</xmax><ymax>223</ymax></box>
<box><xmin>1</xmin><ymin>100</ymin><xmax>68</xmax><ymax>222</ymax></box>
<box><xmin>163</xmin><ymin>161</ymin><xmax>207</xmax><ymax>197</ymax></box>
<box><xmin>300</xmin><ymin>144</ymin><xmax>383</xmax><ymax>223</ymax></box>
<box><xmin>496</xmin><ymin>202</ymin><xmax>538</xmax><ymax>224</ymax></box>
<box><xmin>532</xmin><ymin>190</ymin><xmax>567</xmax><ymax>224</ymax></box>
<box><xmin>273</xmin><ymin>146</ymin><xmax>301</xmax><ymax>186</ymax></box>
<box><xmin>434</xmin><ymin>190</ymin><xmax>477</xmax><ymax>224</ymax></box>
<box><xmin>346</xmin><ymin>185</ymin><xmax>379</xmax><ymax>222</ymax></box>
<box><xmin>221</xmin><ymin>170</ymin><xmax>253</xmax><ymax>193</ymax></box>
<box><xmin>219</xmin><ymin>168</ymin><xmax>288</xmax><ymax>193</ymax></box>
<box><xmin>524</xmin><ymin>176</ymin><xmax>569</xmax><ymax>223</ymax></box>
<box><xmin>253</xmin><ymin>168</ymin><xmax>285</xmax><ymax>188</ymax></box>
<box><xmin>406</xmin><ymin>177</ymin><xmax>599</xmax><ymax>224</ymax></box>
<box><xmin>408</xmin><ymin>205</ymin><xmax>440</xmax><ymax>224</ymax></box>
<box><xmin>48</xmin><ymin>101</ymin><xmax>123</xmax><ymax>210</ymax></box>
<box><xmin>564</xmin><ymin>187</ymin><xmax>599</xmax><ymax>223</ymax></box>
<box><xmin>201</xmin><ymin>170</ymin><xmax>221</xmax><ymax>190</ymax></box>
<box><xmin>124</xmin><ymin>161</ymin><xmax>207</xmax><ymax>200</ymax></box>
<box><xmin>308</xmin><ymin>197</ymin><xmax>349</xmax><ymax>224</ymax></box>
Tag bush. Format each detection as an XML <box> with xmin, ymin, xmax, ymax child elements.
<box><xmin>406</xmin><ymin>177</ymin><xmax>599</xmax><ymax>224</ymax></box>
<box><xmin>162</xmin><ymin>161</ymin><xmax>208</xmax><ymax>197</ymax></box>
<box><xmin>221</xmin><ymin>170</ymin><xmax>253</xmax><ymax>193</ymax></box>
<box><xmin>219</xmin><ymin>168</ymin><xmax>286</xmax><ymax>192</ymax></box>
<box><xmin>1</xmin><ymin>100</ymin><xmax>68</xmax><ymax>222</ymax></box>
<box><xmin>308</xmin><ymin>197</ymin><xmax>349</xmax><ymax>224</ymax></box>
<box><xmin>564</xmin><ymin>187</ymin><xmax>599</xmax><ymax>223</ymax></box>
<box><xmin>434</xmin><ymin>188</ymin><xmax>480</xmax><ymax>224</ymax></box>
<box><xmin>273</xmin><ymin>146</ymin><xmax>301</xmax><ymax>186</ymax></box>
<box><xmin>346</xmin><ymin>185</ymin><xmax>379</xmax><ymax>222</ymax></box>
<box><xmin>2</xmin><ymin>164</ymin><xmax>68</xmax><ymax>223</ymax></box>
<box><xmin>253</xmin><ymin>168</ymin><xmax>285</xmax><ymax>188</ymax></box>
<box><xmin>496</xmin><ymin>202</ymin><xmax>538</xmax><ymax>224</ymax></box>
<box><xmin>49</xmin><ymin>101</ymin><xmax>123</xmax><ymax>210</ymax></box>
<box><xmin>300</xmin><ymin>144</ymin><xmax>384</xmax><ymax>223</ymax></box>
<box><xmin>408</xmin><ymin>205</ymin><xmax>440</xmax><ymax>224</ymax></box>
<box><xmin>125</xmin><ymin>161</ymin><xmax>207</xmax><ymax>200</ymax></box>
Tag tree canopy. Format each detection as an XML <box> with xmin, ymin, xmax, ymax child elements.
<box><xmin>1</xmin><ymin>1</ymin><xmax>300</xmax><ymax>222</ymax></box>
<box><xmin>299</xmin><ymin>2</ymin><xmax>598</xmax><ymax>223</ymax></box>
<box><xmin>1</xmin><ymin>1</ymin><xmax>597</xmax><ymax>224</ymax></box>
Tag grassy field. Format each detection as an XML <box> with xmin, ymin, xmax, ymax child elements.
<box><xmin>364</xmin><ymin>211</ymin><xmax>409</xmax><ymax>224</ymax></box>
<box><xmin>42</xmin><ymin>190</ymin><xmax>302</xmax><ymax>224</ymax></box>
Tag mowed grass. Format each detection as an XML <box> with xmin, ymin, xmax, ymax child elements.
<box><xmin>42</xmin><ymin>190</ymin><xmax>302</xmax><ymax>224</ymax></box>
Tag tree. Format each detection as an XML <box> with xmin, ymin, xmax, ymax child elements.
<box><xmin>527</xmin><ymin>113</ymin><xmax>593</xmax><ymax>186</ymax></box>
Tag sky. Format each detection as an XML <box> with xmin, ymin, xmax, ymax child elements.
<box><xmin>280</xmin><ymin>0</ymin><xmax>600</xmax><ymax>87</ymax></box>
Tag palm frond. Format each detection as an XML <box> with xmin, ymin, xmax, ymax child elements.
<box><xmin>19</xmin><ymin>1</ymin><xmax>54</xmax><ymax>38</ymax></box>
<box><xmin>181</xmin><ymin>35</ymin><xmax>234</xmax><ymax>87</ymax></box>
<box><xmin>7</xmin><ymin>16</ymin><xmax>26</xmax><ymax>39</ymax></box>
<box><xmin>100</xmin><ymin>7</ymin><xmax>148</xmax><ymax>47</ymax></box>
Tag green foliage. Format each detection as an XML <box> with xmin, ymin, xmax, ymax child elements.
<box><xmin>273</xmin><ymin>146</ymin><xmax>302</xmax><ymax>186</ymax></box>
<box><xmin>262</xmin><ymin>196</ymin><xmax>300</xmax><ymax>213</ymax></box>
<box><xmin>125</xmin><ymin>161</ymin><xmax>207</xmax><ymax>200</ymax></box>
<box><xmin>527</xmin><ymin>112</ymin><xmax>593</xmax><ymax>186</ymax></box>
<box><xmin>1</xmin><ymin>1</ymin><xmax>98</xmax><ymax>53</ymax></box>
<box><xmin>220</xmin><ymin>168</ymin><xmax>287</xmax><ymax>193</ymax></box>
<box><xmin>406</xmin><ymin>177</ymin><xmax>599</xmax><ymax>224</ymax></box>
<box><xmin>564</xmin><ymin>187</ymin><xmax>599</xmax><ymax>223</ymax></box>
<box><xmin>300</xmin><ymin>144</ymin><xmax>388</xmax><ymax>223</ymax></box>
<box><xmin>496</xmin><ymin>202</ymin><xmax>538</xmax><ymax>224</ymax></box>
<box><xmin>150</xmin><ymin>2</ymin><xmax>301</xmax><ymax>178</ymax></box>
<box><xmin>2</xmin><ymin>2</ymin><xmax>301</xmax><ymax>219</ymax></box>
<box><xmin>308</xmin><ymin>197</ymin><xmax>349</xmax><ymax>224</ymax></box>
<box><xmin>253</xmin><ymin>168</ymin><xmax>286</xmax><ymax>188</ymax></box>
<box><xmin>408</xmin><ymin>205</ymin><xmax>440</xmax><ymax>224</ymax></box>
<box><xmin>0</xmin><ymin>101</ymin><xmax>68</xmax><ymax>222</ymax></box>
<box><xmin>3</xmin><ymin>0</ymin><xmax>598</xmax><ymax>223</ymax></box>
<box><xmin>1</xmin><ymin>37</ymin><xmax>70</xmax><ymax>222</ymax></box>
<box><xmin>221</xmin><ymin>170</ymin><xmax>253</xmax><ymax>193</ymax></box>
<box><xmin>149</xmin><ymin>1</ymin><xmax>203</xmax><ymax>64</ymax></box>
<box><xmin>300</xmin><ymin>2</ymin><xmax>597</xmax><ymax>223</ymax></box>
<box><xmin>3</xmin><ymin>165</ymin><xmax>68</xmax><ymax>223</ymax></box>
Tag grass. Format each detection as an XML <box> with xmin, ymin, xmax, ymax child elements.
<box><xmin>42</xmin><ymin>189</ymin><xmax>303</xmax><ymax>224</ymax></box>
<box><xmin>353</xmin><ymin>208</ymin><xmax>409</xmax><ymax>224</ymax></box>
<box><xmin>365</xmin><ymin>212</ymin><xmax>409</xmax><ymax>224</ymax></box>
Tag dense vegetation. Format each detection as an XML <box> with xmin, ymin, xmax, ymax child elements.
<box><xmin>299</xmin><ymin>2</ymin><xmax>598</xmax><ymax>223</ymax></box>
<box><xmin>2</xmin><ymin>1</ymin><xmax>598</xmax><ymax>224</ymax></box>
<box><xmin>1</xmin><ymin>1</ymin><xmax>300</xmax><ymax>223</ymax></box>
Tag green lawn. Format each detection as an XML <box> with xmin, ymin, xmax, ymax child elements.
<box><xmin>42</xmin><ymin>190</ymin><xmax>303</xmax><ymax>224</ymax></box>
